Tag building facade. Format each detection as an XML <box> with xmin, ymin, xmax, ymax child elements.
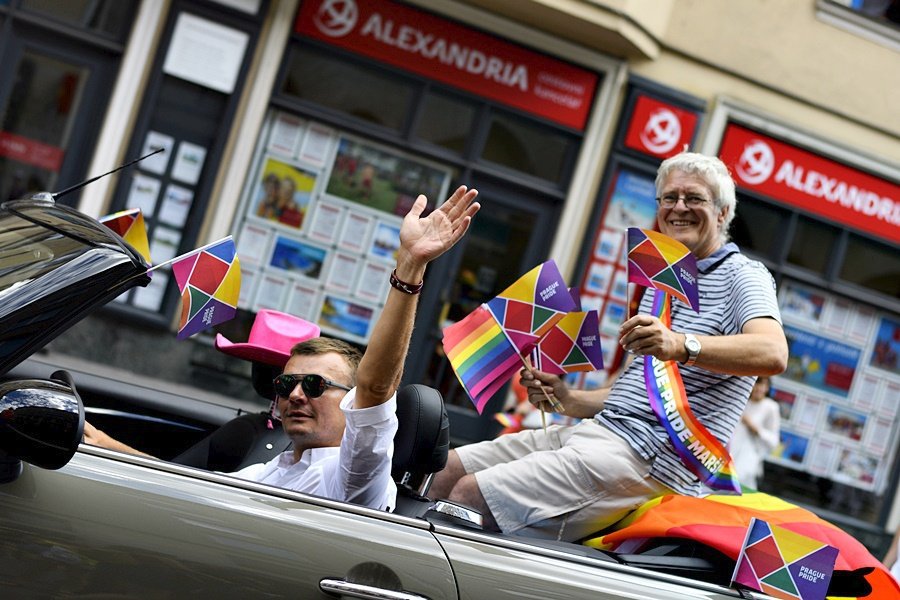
<box><xmin>1</xmin><ymin>0</ymin><xmax>897</xmax><ymax>553</ymax></box>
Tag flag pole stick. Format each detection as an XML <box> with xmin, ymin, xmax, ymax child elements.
<box><xmin>521</xmin><ymin>354</ymin><xmax>564</xmax><ymax>414</ymax></box>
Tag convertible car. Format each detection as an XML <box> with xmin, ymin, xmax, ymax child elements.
<box><xmin>0</xmin><ymin>194</ymin><xmax>895</xmax><ymax>599</ymax></box>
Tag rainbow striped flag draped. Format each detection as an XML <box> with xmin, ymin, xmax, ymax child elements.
<box><xmin>173</xmin><ymin>236</ymin><xmax>241</xmax><ymax>340</ymax></box>
<box><xmin>627</xmin><ymin>227</ymin><xmax>699</xmax><ymax>312</ymax></box>
<box><xmin>584</xmin><ymin>489</ymin><xmax>899</xmax><ymax>600</ymax></box>
<box><xmin>442</xmin><ymin>260</ymin><xmax>577</xmax><ymax>413</ymax></box>
<box><xmin>99</xmin><ymin>208</ymin><xmax>152</xmax><ymax>264</ymax></box>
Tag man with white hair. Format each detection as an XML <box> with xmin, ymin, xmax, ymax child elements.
<box><xmin>431</xmin><ymin>152</ymin><xmax>788</xmax><ymax>541</ymax></box>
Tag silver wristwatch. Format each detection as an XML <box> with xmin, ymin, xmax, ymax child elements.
<box><xmin>683</xmin><ymin>333</ymin><xmax>701</xmax><ymax>367</ymax></box>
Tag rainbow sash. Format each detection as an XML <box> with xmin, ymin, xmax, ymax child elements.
<box><xmin>644</xmin><ymin>292</ymin><xmax>741</xmax><ymax>494</ymax></box>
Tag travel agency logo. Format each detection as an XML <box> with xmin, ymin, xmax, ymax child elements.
<box><xmin>736</xmin><ymin>139</ymin><xmax>775</xmax><ymax>185</ymax></box>
<box><xmin>314</xmin><ymin>0</ymin><xmax>358</xmax><ymax>38</ymax></box>
<box><xmin>639</xmin><ymin>108</ymin><xmax>682</xmax><ymax>155</ymax></box>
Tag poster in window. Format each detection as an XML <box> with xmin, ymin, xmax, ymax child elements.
<box><xmin>269</xmin><ymin>236</ymin><xmax>327</xmax><ymax>279</ymax></box>
<box><xmin>594</xmin><ymin>228</ymin><xmax>623</xmax><ymax>262</ymax></box>
<box><xmin>770</xmin><ymin>384</ymin><xmax>797</xmax><ymax>422</ymax></box>
<box><xmin>127</xmin><ymin>174</ymin><xmax>161</xmax><ymax>217</ymax></box>
<box><xmin>833</xmin><ymin>447</ymin><xmax>878</xmax><ymax>490</ymax></box>
<box><xmin>318</xmin><ymin>295</ymin><xmax>376</xmax><ymax>343</ymax></box>
<box><xmin>307</xmin><ymin>201</ymin><xmax>343</xmax><ymax>244</ymax></box>
<box><xmin>601</xmin><ymin>169</ymin><xmax>658</xmax><ymax>231</ymax></box>
<box><xmin>236</xmin><ymin>222</ymin><xmax>271</xmax><ymax>266</ymax></box>
<box><xmin>325</xmin><ymin>253</ymin><xmax>360</xmax><ymax>293</ymax></box>
<box><xmin>771</xmin><ymin>429</ymin><xmax>809</xmax><ymax>466</ymax></box>
<box><xmin>269</xmin><ymin>113</ymin><xmax>305</xmax><ymax>157</ymax></box>
<box><xmin>252</xmin><ymin>157</ymin><xmax>317</xmax><ymax>230</ymax></box>
<box><xmin>869</xmin><ymin>316</ymin><xmax>900</xmax><ymax>376</ymax></box>
<box><xmin>300</xmin><ymin>122</ymin><xmax>336</xmax><ymax>166</ymax></box>
<box><xmin>609</xmin><ymin>268</ymin><xmax>629</xmax><ymax>303</ymax></box>
<box><xmin>822</xmin><ymin>298</ymin><xmax>851</xmax><ymax>335</ymax></box>
<box><xmin>782</xmin><ymin>325</ymin><xmax>860</xmax><ymax>397</ymax></box>
<box><xmin>238</xmin><ymin>268</ymin><xmax>259</xmax><ymax>309</ymax></box>
<box><xmin>325</xmin><ymin>137</ymin><xmax>450</xmax><ymax>217</ymax></box>
<box><xmin>150</xmin><ymin>226</ymin><xmax>182</xmax><ymax>264</ymax></box>
<box><xmin>369</xmin><ymin>221</ymin><xmax>402</xmax><ymax>262</ymax></box>
<box><xmin>253</xmin><ymin>272</ymin><xmax>289</xmax><ymax>312</ymax></box>
<box><xmin>584</xmin><ymin>261</ymin><xmax>614</xmax><ymax>296</ymax></box>
<box><xmin>356</xmin><ymin>261</ymin><xmax>391</xmax><ymax>303</ymax></box>
<box><xmin>285</xmin><ymin>280</ymin><xmax>320</xmax><ymax>321</ymax></box>
<box><xmin>338</xmin><ymin>212</ymin><xmax>374</xmax><ymax>253</ymax></box>
<box><xmin>878</xmin><ymin>381</ymin><xmax>900</xmax><ymax>419</ymax></box>
<box><xmin>780</xmin><ymin>283</ymin><xmax>825</xmax><ymax>325</ymax></box>
<box><xmin>824</xmin><ymin>405</ymin><xmax>867</xmax><ymax>442</ymax></box>
<box><xmin>140</xmin><ymin>131</ymin><xmax>174</xmax><ymax>175</ymax></box>
<box><xmin>807</xmin><ymin>438</ymin><xmax>838</xmax><ymax>476</ymax></box>
<box><xmin>171</xmin><ymin>141</ymin><xmax>206</xmax><ymax>185</ymax></box>
<box><xmin>158</xmin><ymin>184</ymin><xmax>194</xmax><ymax>228</ymax></box>
<box><xmin>848</xmin><ymin>306</ymin><xmax>876</xmax><ymax>343</ymax></box>
<box><xmin>600</xmin><ymin>301</ymin><xmax>627</xmax><ymax>337</ymax></box>
<box><xmin>864</xmin><ymin>416</ymin><xmax>894</xmax><ymax>456</ymax></box>
<box><xmin>795</xmin><ymin>395</ymin><xmax>823</xmax><ymax>432</ymax></box>
<box><xmin>852</xmin><ymin>374</ymin><xmax>880</xmax><ymax>412</ymax></box>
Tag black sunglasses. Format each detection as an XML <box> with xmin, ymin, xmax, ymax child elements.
<box><xmin>273</xmin><ymin>373</ymin><xmax>352</xmax><ymax>399</ymax></box>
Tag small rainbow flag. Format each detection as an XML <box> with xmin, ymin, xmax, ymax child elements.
<box><xmin>627</xmin><ymin>228</ymin><xmax>699</xmax><ymax>312</ymax></box>
<box><xmin>732</xmin><ymin>518</ymin><xmax>837</xmax><ymax>600</ymax></box>
<box><xmin>172</xmin><ymin>236</ymin><xmax>241</xmax><ymax>340</ymax></box>
<box><xmin>443</xmin><ymin>305</ymin><xmax>521</xmax><ymax>414</ymax></box>
<box><xmin>99</xmin><ymin>208</ymin><xmax>151</xmax><ymax>264</ymax></box>
<box><xmin>531</xmin><ymin>310</ymin><xmax>603</xmax><ymax>375</ymax></box>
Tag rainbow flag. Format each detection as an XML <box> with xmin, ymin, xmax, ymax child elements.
<box><xmin>627</xmin><ymin>228</ymin><xmax>699</xmax><ymax>312</ymax></box>
<box><xmin>584</xmin><ymin>489</ymin><xmax>899</xmax><ymax>600</ymax></box>
<box><xmin>99</xmin><ymin>208</ymin><xmax>151</xmax><ymax>264</ymax></box>
<box><xmin>443</xmin><ymin>305</ymin><xmax>522</xmax><ymax>414</ymax></box>
<box><xmin>172</xmin><ymin>236</ymin><xmax>241</xmax><ymax>340</ymax></box>
<box><xmin>531</xmin><ymin>310</ymin><xmax>604</xmax><ymax>375</ymax></box>
<box><xmin>485</xmin><ymin>260</ymin><xmax>578</xmax><ymax>356</ymax></box>
<box><xmin>732</xmin><ymin>518</ymin><xmax>837</xmax><ymax>600</ymax></box>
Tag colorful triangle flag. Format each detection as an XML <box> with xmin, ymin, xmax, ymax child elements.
<box><xmin>531</xmin><ymin>310</ymin><xmax>604</xmax><ymax>375</ymax></box>
<box><xmin>442</xmin><ymin>305</ymin><xmax>522</xmax><ymax>414</ymax></box>
<box><xmin>99</xmin><ymin>208</ymin><xmax>151</xmax><ymax>264</ymax></box>
<box><xmin>732</xmin><ymin>518</ymin><xmax>837</xmax><ymax>600</ymax></box>
<box><xmin>626</xmin><ymin>228</ymin><xmax>699</xmax><ymax>312</ymax></box>
<box><xmin>172</xmin><ymin>236</ymin><xmax>241</xmax><ymax>340</ymax></box>
<box><xmin>484</xmin><ymin>260</ymin><xmax>578</xmax><ymax>357</ymax></box>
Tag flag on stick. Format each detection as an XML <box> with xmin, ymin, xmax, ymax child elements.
<box><xmin>442</xmin><ymin>305</ymin><xmax>522</xmax><ymax>414</ymax></box>
<box><xmin>171</xmin><ymin>236</ymin><xmax>241</xmax><ymax>339</ymax></box>
<box><xmin>99</xmin><ymin>208</ymin><xmax>151</xmax><ymax>264</ymax></box>
<box><xmin>627</xmin><ymin>228</ymin><xmax>699</xmax><ymax>312</ymax></box>
<box><xmin>531</xmin><ymin>310</ymin><xmax>604</xmax><ymax>375</ymax></box>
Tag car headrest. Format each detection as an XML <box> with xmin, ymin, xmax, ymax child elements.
<box><xmin>391</xmin><ymin>384</ymin><xmax>449</xmax><ymax>483</ymax></box>
<box><xmin>251</xmin><ymin>362</ymin><xmax>280</xmax><ymax>401</ymax></box>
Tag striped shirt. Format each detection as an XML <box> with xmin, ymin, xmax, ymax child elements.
<box><xmin>595</xmin><ymin>243</ymin><xmax>782</xmax><ymax>496</ymax></box>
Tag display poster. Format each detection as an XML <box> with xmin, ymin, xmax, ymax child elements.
<box><xmin>601</xmin><ymin>169</ymin><xmax>658</xmax><ymax>230</ymax></box>
<box><xmin>870</xmin><ymin>316</ymin><xmax>900</xmax><ymax>376</ymax></box>
<box><xmin>140</xmin><ymin>131</ymin><xmax>174</xmax><ymax>175</ymax></box>
<box><xmin>369</xmin><ymin>222</ymin><xmax>402</xmax><ymax>262</ymax></box>
<box><xmin>252</xmin><ymin>157</ymin><xmax>317</xmax><ymax>230</ymax></box>
<box><xmin>171</xmin><ymin>141</ymin><xmax>206</xmax><ymax>185</ymax></box>
<box><xmin>318</xmin><ymin>295</ymin><xmax>376</xmax><ymax>342</ymax></box>
<box><xmin>269</xmin><ymin>236</ymin><xmax>327</xmax><ymax>279</ymax></box>
<box><xmin>325</xmin><ymin>137</ymin><xmax>450</xmax><ymax>216</ymax></box>
<box><xmin>127</xmin><ymin>174</ymin><xmax>161</xmax><ymax>217</ymax></box>
<box><xmin>783</xmin><ymin>325</ymin><xmax>860</xmax><ymax>397</ymax></box>
<box><xmin>162</xmin><ymin>13</ymin><xmax>248</xmax><ymax>94</ymax></box>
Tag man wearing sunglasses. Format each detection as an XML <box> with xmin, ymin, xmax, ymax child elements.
<box><xmin>85</xmin><ymin>185</ymin><xmax>480</xmax><ymax>511</ymax></box>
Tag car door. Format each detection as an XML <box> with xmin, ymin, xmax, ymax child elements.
<box><xmin>432</xmin><ymin>526</ymin><xmax>750</xmax><ymax>600</ymax></box>
<box><xmin>0</xmin><ymin>448</ymin><xmax>457</xmax><ymax>599</ymax></box>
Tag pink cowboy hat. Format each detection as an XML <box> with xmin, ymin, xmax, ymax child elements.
<box><xmin>215</xmin><ymin>309</ymin><xmax>320</xmax><ymax>367</ymax></box>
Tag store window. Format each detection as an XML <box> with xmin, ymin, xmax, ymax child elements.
<box><xmin>20</xmin><ymin>0</ymin><xmax>137</xmax><ymax>41</ymax></box>
<box><xmin>817</xmin><ymin>0</ymin><xmax>900</xmax><ymax>47</ymax></box>
<box><xmin>786</xmin><ymin>217</ymin><xmax>840</xmax><ymax>275</ymax></box>
<box><xmin>415</xmin><ymin>90</ymin><xmax>477</xmax><ymax>154</ymax></box>
<box><xmin>481</xmin><ymin>111</ymin><xmax>577</xmax><ymax>185</ymax></box>
<box><xmin>730</xmin><ymin>197</ymin><xmax>790</xmax><ymax>262</ymax></box>
<box><xmin>280</xmin><ymin>45</ymin><xmax>414</xmax><ymax>132</ymax></box>
<box><xmin>840</xmin><ymin>234</ymin><xmax>900</xmax><ymax>298</ymax></box>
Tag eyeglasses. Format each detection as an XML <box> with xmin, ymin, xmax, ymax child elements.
<box><xmin>656</xmin><ymin>193</ymin><xmax>711</xmax><ymax>208</ymax></box>
<box><xmin>273</xmin><ymin>373</ymin><xmax>352</xmax><ymax>399</ymax></box>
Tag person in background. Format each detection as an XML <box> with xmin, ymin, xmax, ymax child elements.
<box><xmin>729</xmin><ymin>376</ymin><xmax>781</xmax><ymax>490</ymax></box>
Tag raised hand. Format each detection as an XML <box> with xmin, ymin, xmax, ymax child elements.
<box><xmin>399</xmin><ymin>185</ymin><xmax>480</xmax><ymax>267</ymax></box>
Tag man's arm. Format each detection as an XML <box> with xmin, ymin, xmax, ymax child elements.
<box><xmin>619</xmin><ymin>315</ymin><xmax>788</xmax><ymax>376</ymax></box>
<box><xmin>83</xmin><ymin>421</ymin><xmax>154</xmax><ymax>458</ymax></box>
<box><xmin>353</xmin><ymin>185</ymin><xmax>480</xmax><ymax>409</ymax></box>
<box><xmin>519</xmin><ymin>355</ymin><xmax>630</xmax><ymax>419</ymax></box>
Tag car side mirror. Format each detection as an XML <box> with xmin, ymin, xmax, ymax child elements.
<box><xmin>0</xmin><ymin>377</ymin><xmax>85</xmax><ymax>479</ymax></box>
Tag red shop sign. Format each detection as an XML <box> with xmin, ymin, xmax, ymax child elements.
<box><xmin>624</xmin><ymin>95</ymin><xmax>699</xmax><ymax>159</ymax></box>
<box><xmin>719</xmin><ymin>124</ymin><xmax>900</xmax><ymax>245</ymax></box>
<box><xmin>0</xmin><ymin>131</ymin><xmax>64</xmax><ymax>172</ymax></box>
<box><xmin>295</xmin><ymin>0</ymin><xmax>599</xmax><ymax>130</ymax></box>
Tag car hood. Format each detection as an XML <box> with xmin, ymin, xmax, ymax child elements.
<box><xmin>0</xmin><ymin>195</ymin><xmax>151</xmax><ymax>377</ymax></box>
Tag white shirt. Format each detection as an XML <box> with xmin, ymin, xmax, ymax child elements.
<box><xmin>231</xmin><ymin>388</ymin><xmax>398</xmax><ymax>511</ymax></box>
<box><xmin>730</xmin><ymin>396</ymin><xmax>781</xmax><ymax>489</ymax></box>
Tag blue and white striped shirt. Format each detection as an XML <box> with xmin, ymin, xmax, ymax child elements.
<box><xmin>595</xmin><ymin>243</ymin><xmax>782</xmax><ymax>496</ymax></box>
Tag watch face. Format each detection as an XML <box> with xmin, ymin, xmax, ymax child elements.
<box><xmin>686</xmin><ymin>337</ymin><xmax>701</xmax><ymax>354</ymax></box>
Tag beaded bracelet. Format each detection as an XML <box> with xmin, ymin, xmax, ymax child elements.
<box><xmin>389</xmin><ymin>269</ymin><xmax>424</xmax><ymax>295</ymax></box>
